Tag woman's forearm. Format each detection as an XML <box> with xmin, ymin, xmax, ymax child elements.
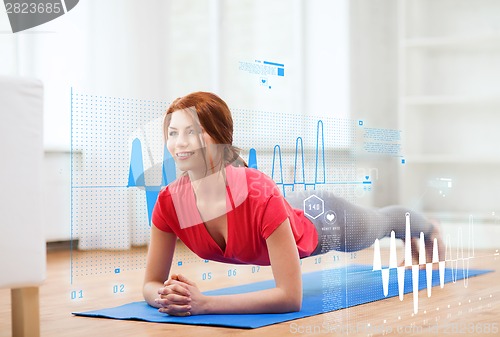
<box><xmin>202</xmin><ymin>286</ymin><xmax>302</xmax><ymax>315</ymax></box>
<box><xmin>198</xmin><ymin>220</ymin><xmax>303</xmax><ymax>315</ymax></box>
<box><xmin>143</xmin><ymin>281</ymin><xmax>165</xmax><ymax>308</ymax></box>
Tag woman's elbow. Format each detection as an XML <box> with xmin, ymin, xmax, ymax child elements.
<box><xmin>285</xmin><ymin>298</ymin><xmax>302</xmax><ymax>313</ymax></box>
<box><xmin>282</xmin><ymin>290</ymin><xmax>302</xmax><ymax>312</ymax></box>
<box><xmin>142</xmin><ymin>285</ymin><xmax>149</xmax><ymax>302</ymax></box>
<box><xmin>287</xmin><ymin>300</ymin><xmax>302</xmax><ymax>313</ymax></box>
<box><xmin>143</xmin><ymin>281</ymin><xmax>160</xmax><ymax>308</ymax></box>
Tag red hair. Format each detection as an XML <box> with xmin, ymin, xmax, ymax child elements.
<box><xmin>164</xmin><ymin>92</ymin><xmax>247</xmax><ymax>167</ymax></box>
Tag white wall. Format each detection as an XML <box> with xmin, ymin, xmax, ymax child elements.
<box><xmin>349</xmin><ymin>0</ymin><xmax>400</xmax><ymax>207</ymax></box>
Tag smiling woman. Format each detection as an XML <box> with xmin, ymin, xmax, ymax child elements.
<box><xmin>142</xmin><ymin>91</ymin><xmax>444</xmax><ymax>317</ymax></box>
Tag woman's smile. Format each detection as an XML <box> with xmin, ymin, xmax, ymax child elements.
<box><xmin>175</xmin><ymin>151</ymin><xmax>195</xmax><ymax>160</ymax></box>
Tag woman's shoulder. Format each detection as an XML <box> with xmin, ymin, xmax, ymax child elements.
<box><xmin>226</xmin><ymin>165</ymin><xmax>274</xmax><ymax>183</ymax></box>
<box><xmin>226</xmin><ymin>165</ymin><xmax>281</xmax><ymax>201</ymax></box>
<box><xmin>158</xmin><ymin>175</ymin><xmax>190</xmax><ymax>200</ymax></box>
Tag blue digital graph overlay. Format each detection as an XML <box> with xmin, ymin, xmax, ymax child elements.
<box><xmin>71</xmin><ymin>91</ymin><xmax>377</xmax><ymax>279</ymax></box>
<box><xmin>126</xmin><ymin>119</ymin><xmax>374</xmax><ymax>226</ymax></box>
<box><xmin>127</xmin><ymin>139</ymin><xmax>176</xmax><ymax>225</ymax></box>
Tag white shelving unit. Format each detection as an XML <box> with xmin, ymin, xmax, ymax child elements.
<box><xmin>397</xmin><ymin>0</ymin><xmax>500</xmax><ymax>222</ymax></box>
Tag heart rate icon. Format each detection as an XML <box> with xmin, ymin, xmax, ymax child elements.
<box><xmin>4</xmin><ymin>0</ymin><xmax>79</xmax><ymax>33</ymax></box>
<box><xmin>324</xmin><ymin>211</ymin><xmax>336</xmax><ymax>224</ymax></box>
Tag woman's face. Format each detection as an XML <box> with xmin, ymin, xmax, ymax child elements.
<box><xmin>166</xmin><ymin>108</ymin><xmax>220</xmax><ymax>175</ymax></box>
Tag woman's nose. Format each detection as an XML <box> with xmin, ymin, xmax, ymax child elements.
<box><xmin>175</xmin><ymin>133</ymin><xmax>189</xmax><ymax>147</ymax></box>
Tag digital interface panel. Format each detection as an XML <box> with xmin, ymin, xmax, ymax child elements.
<box><xmin>2</xmin><ymin>0</ymin><xmax>499</xmax><ymax>335</ymax></box>
<box><xmin>70</xmin><ymin>90</ymin><xmax>369</xmax><ymax>278</ymax></box>
<box><xmin>70</xmin><ymin>90</ymin><xmax>499</xmax><ymax>334</ymax></box>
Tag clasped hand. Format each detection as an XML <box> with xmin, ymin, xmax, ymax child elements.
<box><xmin>155</xmin><ymin>274</ymin><xmax>205</xmax><ymax>316</ymax></box>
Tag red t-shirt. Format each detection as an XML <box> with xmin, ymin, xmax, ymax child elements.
<box><xmin>152</xmin><ymin>165</ymin><xmax>318</xmax><ymax>266</ymax></box>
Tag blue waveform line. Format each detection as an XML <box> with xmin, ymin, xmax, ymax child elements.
<box><xmin>127</xmin><ymin>138</ymin><xmax>176</xmax><ymax>225</ymax></box>
<box><xmin>269</xmin><ymin>124</ymin><xmax>323</xmax><ymax>194</ymax></box>
<box><xmin>128</xmin><ymin>139</ymin><xmax>145</xmax><ymax>186</ymax></box>
<box><xmin>315</xmin><ymin>120</ymin><xmax>326</xmax><ymax>185</ymax></box>
<box><xmin>248</xmin><ymin>148</ymin><xmax>257</xmax><ymax>168</ymax></box>
<box><xmin>256</xmin><ymin>120</ymin><xmax>368</xmax><ymax>195</ymax></box>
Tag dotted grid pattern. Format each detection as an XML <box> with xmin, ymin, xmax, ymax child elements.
<box><xmin>71</xmin><ymin>92</ymin><xmax>170</xmax><ymax>277</ymax></box>
<box><xmin>232</xmin><ymin>108</ymin><xmax>359</xmax><ymax>199</ymax></box>
<box><xmin>231</xmin><ymin>109</ymin><xmax>376</xmax><ymax>316</ymax></box>
<box><xmin>228</xmin><ymin>114</ymin><xmax>406</xmax><ymax>318</ymax></box>
<box><xmin>347</xmin><ymin>212</ymin><xmax>390</xmax><ymax>302</ymax></box>
<box><xmin>71</xmin><ymin>92</ymin><xmax>373</xmax><ymax>279</ymax></box>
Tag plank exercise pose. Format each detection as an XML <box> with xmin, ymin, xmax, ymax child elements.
<box><xmin>143</xmin><ymin>92</ymin><xmax>444</xmax><ymax>316</ymax></box>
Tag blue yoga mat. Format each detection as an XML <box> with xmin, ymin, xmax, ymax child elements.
<box><xmin>73</xmin><ymin>265</ymin><xmax>491</xmax><ymax>329</ymax></box>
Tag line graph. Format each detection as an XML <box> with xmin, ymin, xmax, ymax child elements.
<box><xmin>266</xmin><ymin>120</ymin><xmax>372</xmax><ymax>195</ymax></box>
<box><xmin>127</xmin><ymin>119</ymin><xmax>373</xmax><ymax>223</ymax></box>
<box><xmin>127</xmin><ymin>138</ymin><xmax>176</xmax><ymax>224</ymax></box>
<box><xmin>269</xmin><ymin>120</ymin><xmax>326</xmax><ymax>194</ymax></box>
<box><xmin>372</xmin><ymin>213</ymin><xmax>476</xmax><ymax>314</ymax></box>
<box><xmin>71</xmin><ymin>91</ymin><xmax>377</xmax><ymax>277</ymax></box>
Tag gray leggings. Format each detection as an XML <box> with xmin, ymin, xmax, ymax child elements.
<box><xmin>285</xmin><ymin>190</ymin><xmax>434</xmax><ymax>256</ymax></box>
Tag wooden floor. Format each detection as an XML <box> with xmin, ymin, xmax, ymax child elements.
<box><xmin>1</xmin><ymin>242</ymin><xmax>498</xmax><ymax>337</ymax></box>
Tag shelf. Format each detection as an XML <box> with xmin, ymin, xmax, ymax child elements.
<box><xmin>403</xmin><ymin>33</ymin><xmax>500</xmax><ymax>49</ymax></box>
<box><xmin>423</xmin><ymin>211</ymin><xmax>500</xmax><ymax>224</ymax></box>
<box><xmin>44</xmin><ymin>147</ymin><xmax>72</xmax><ymax>153</ymax></box>
<box><xmin>403</xmin><ymin>94</ymin><xmax>500</xmax><ymax>106</ymax></box>
<box><xmin>402</xmin><ymin>155</ymin><xmax>500</xmax><ymax>164</ymax></box>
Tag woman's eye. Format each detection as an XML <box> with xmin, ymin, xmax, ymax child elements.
<box><xmin>168</xmin><ymin>131</ymin><xmax>178</xmax><ymax>137</ymax></box>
